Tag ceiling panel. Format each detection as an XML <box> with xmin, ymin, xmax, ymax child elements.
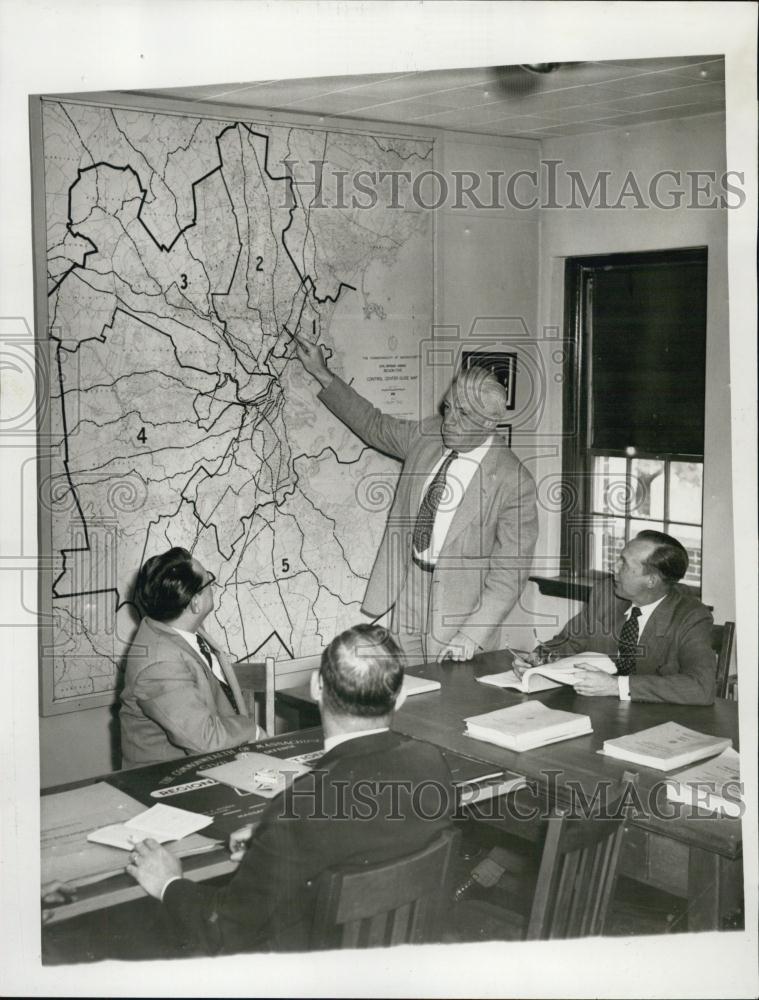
<box><xmin>137</xmin><ymin>57</ymin><xmax>725</xmax><ymax>140</ymax></box>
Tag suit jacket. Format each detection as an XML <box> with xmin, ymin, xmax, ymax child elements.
<box><xmin>318</xmin><ymin>377</ymin><xmax>539</xmax><ymax>655</ymax></box>
<box><xmin>163</xmin><ymin>729</ymin><xmax>455</xmax><ymax>953</ymax></box>
<box><xmin>541</xmin><ymin>578</ymin><xmax>716</xmax><ymax>705</ymax></box>
<box><xmin>119</xmin><ymin>616</ymin><xmax>260</xmax><ymax>768</ymax></box>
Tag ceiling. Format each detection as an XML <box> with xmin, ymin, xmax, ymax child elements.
<box><xmin>137</xmin><ymin>56</ymin><xmax>726</xmax><ymax>140</ymax></box>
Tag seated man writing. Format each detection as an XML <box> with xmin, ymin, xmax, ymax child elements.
<box><xmin>516</xmin><ymin>530</ymin><xmax>716</xmax><ymax>705</ymax></box>
<box><xmin>119</xmin><ymin>547</ymin><xmax>262</xmax><ymax>768</ymax></box>
<box><xmin>126</xmin><ymin>624</ymin><xmax>456</xmax><ymax>953</ymax></box>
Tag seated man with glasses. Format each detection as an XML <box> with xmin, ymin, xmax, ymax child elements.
<box><xmin>119</xmin><ymin>547</ymin><xmax>262</xmax><ymax>768</ymax></box>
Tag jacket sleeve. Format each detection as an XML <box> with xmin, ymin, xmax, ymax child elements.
<box><xmin>539</xmin><ymin>580</ymin><xmax>617</xmax><ymax>658</ymax></box>
<box><xmin>163</xmin><ymin>776</ymin><xmax>318</xmax><ymax>954</ymax></box>
<box><xmin>318</xmin><ymin>375</ymin><xmax>418</xmax><ymax>460</ymax></box>
<box><xmin>459</xmin><ymin>465</ymin><xmax>539</xmax><ymax>641</ymax></box>
<box><xmin>135</xmin><ymin>659</ymin><xmax>260</xmax><ymax>755</ymax></box>
<box><xmin>629</xmin><ymin>606</ymin><xmax>716</xmax><ymax>705</ymax></box>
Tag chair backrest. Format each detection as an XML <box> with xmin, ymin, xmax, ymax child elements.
<box><xmin>711</xmin><ymin>621</ymin><xmax>736</xmax><ymax>700</ymax></box>
<box><xmin>526</xmin><ymin>773</ymin><xmax>635</xmax><ymax>940</ymax></box>
<box><xmin>309</xmin><ymin>827</ymin><xmax>461</xmax><ymax>949</ymax></box>
<box><xmin>232</xmin><ymin>657</ymin><xmax>276</xmax><ymax>733</ymax></box>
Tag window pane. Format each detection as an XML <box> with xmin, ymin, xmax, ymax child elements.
<box><xmin>590</xmin><ymin>516</ymin><xmax>625</xmax><ymax>574</ymax></box>
<box><xmin>668</xmin><ymin>462</ymin><xmax>703</xmax><ymax>524</ymax></box>
<box><xmin>628</xmin><ymin>518</ymin><xmax>664</xmax><ymax>541</ymax></box>
<box><xmin>590</xmin><ymin>455</ymin><xmax>628</xmax><ymax>515</ymax></box>
<box><xmin>669</xmin><ymin>523</ymin><xmax>702</xmax><ymax>586</ymax></box>
<box><xmin>630</xmin><ymin>458</ymin><xmax>665</xmax><ymax>520</ymax></box>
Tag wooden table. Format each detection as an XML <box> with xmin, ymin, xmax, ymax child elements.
<box><xmin>279</xmin><ymin>651</ymin><xmax>744</xmax><ymax>932</ymax></box>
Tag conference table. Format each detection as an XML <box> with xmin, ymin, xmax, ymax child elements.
<box><xmin>41</xmin><ymin>650</ymin><xmax>743</xmax><ymax>957</ymax></box>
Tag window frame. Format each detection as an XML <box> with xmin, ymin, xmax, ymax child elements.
<box><xmin>560</xmin><ymin>248</ymin><xmax>707</xmax><ymax>583</ymax></box>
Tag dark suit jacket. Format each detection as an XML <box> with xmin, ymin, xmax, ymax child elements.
<box><xmin>318</xmin><ymin>376</ymin><xmax>539</xmax><ymax>655</ymax></box>
<box><xmin>541</xmin><ymin>578</ymin><xmax>716</xmax><ymax>705</ymax></box>
<box><xmin>163</xmin><ymin>730</ymin><xmax>455</xmax><ymax>953</ymax></box>
<box><xmin>120</xmin><ymin>616</ymin><xmax>259</xmax><ymax>768</ymax></box>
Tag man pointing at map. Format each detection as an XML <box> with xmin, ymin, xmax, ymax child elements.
<box><xmin>294</xmin><ymin>335</ymin><xmax>538</xmax><ymax>663</ymax></box>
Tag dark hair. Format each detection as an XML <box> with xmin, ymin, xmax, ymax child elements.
<box><xmin>319</xmin><ymin>624</ymin><xmax>404</xmax><ymax>718</ymax></box>
<box><xmin>635</xmin><ymin>530</ymin><xmax>689</xmax><ymax>584</ymax></box>
<box><xmin>134</xmin><ymin>547</ymin><xmax>205</xmax><ymax>621</ymax></box>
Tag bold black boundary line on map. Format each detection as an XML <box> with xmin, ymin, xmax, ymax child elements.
<box><xmin>49</xmin><ymin>114</ymin><xmax>368</xmax><ymax>657</ymax></box>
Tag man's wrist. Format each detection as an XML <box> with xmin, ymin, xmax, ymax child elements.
<box><xmin>315</xmin><ymin>369</ymin><xmax>334</xmax><ymax>391</ymax></box>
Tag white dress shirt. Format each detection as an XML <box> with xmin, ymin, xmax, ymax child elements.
<box><xmin>617</xmin><ymin>594</ymin><xmax>667</xmax><ymax>700</ymax></box>
<box><xmin>323</xmin><ymin>726</ymin><xmax>389</xmax><ymax>753</ymax></box>
<box><xmin>414</xmin><ymin>437</ymin><xmax>493</xmax><ymax>564</ymax></box>
<box><xmin>172</xmin><ymin>626</ymin><xmax>227</xmax><ymax>686</ymax></box>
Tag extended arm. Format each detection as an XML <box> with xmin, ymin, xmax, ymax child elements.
<box><xmin>294</xmin><ymin>333</ymin><xmax>417</xmax><ymax>460</ymax></box>
<box><xmin>135</xmin><ymin>660</ymin><xmax>259</xmax><ymax>754</ymax></box>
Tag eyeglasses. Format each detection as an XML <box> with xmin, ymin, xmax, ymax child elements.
<box><xmin>195</xmin><ymin>570</ymin><xmax>216</xmax><ymax>594</ymax></box>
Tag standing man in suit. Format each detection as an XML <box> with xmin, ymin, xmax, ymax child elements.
<box><xmin>293</xmin><ymin>335</ymin><xmax>539</xmax><ymax>664</ymax></box>
<box><xmin>119</xmin><ymin>547</ymin><xmax>262</xmax><ymax>768</ymax></box>
<box><xmin>126</xmin><ymin>624</ymin><xmax>456</xmax><ymax>953</ymax></box>
<box><xmin>516</xmin><ymin>530</ymin><xmax>716</xmax><ymax>705</ymax></box>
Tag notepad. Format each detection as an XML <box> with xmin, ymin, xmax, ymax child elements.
<box><xmin>477</xmin><ymin>652</ymin><xmax>617</xmax><ymax>693</ymax></box>
<box><xmin>199</xmin><ymin>752</ymin><xmax>311</xmax><ymax>797</ymax></box>
<box><xmin>465</xmin><ymin>701</ymin><xmax>592</xmax><ymax>752</ymax></box>
<box><xmin>666</xmin><ymin>749</ymin><xmax>742</xmax><ymax>816</ymax></box>
<box><xmin>601</xmin><ymin>723</ymin><xmax>732</xmax><ymax>771</ymax></box>
<box><xmin>87</xmin><ymin>803</ymin><xmax>213</xmax><ymax>850</ymax></box>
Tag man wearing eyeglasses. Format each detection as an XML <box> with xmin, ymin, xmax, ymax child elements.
<box><xmin>119</xmin><ymin>546</ymin><xmax>262</xmax><ymax>768</ymax></box>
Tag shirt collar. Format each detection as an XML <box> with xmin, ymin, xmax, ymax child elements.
<box><xmin>323</xmin><ymin>726</ymin><xmax>389</xmax><ymax>753</ymax></box>
<box><xmin>450</xmin><ymin>435</ymin><xmax>493</xmax><ymax>463</ymax></box>
<box><xmin>625</xmin><ymin>593</ymin><xmax>668</xmax><ymax>632</ymax></box>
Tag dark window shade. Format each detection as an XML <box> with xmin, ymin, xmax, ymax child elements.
<box><xmin>590</xmin><ymin>259</ymin><xmax>707</xmax><ymax>454</ymax></box>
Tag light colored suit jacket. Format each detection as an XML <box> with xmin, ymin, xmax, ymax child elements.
<box><xmin>541</xmin><ymin>577</ymin><xmax>716</xmax><ymax>704</ymax></box>
<box><xmin>318</xmin><ymin>376</ymin><xmax>539</xmax><ymax>655</ymax></box>
<box><xmin>119</xmin><ymin>616</ymin><xmax>260</xmax><ymax>768</ymax></box>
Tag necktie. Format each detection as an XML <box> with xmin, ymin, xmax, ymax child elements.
<box><xmin>413</xmin><ymin>451</ymin><xmax>458</xmax><ymax>555</ymax></box>
<box><xmin>197</xmin><ymin>633</ymin><xmax>239</xmax><ymax>712</ymax></box>
<box><xmin>616</xmin><ymin>606</ymin><xmax>642</xmax><ymax>676</ymax></box>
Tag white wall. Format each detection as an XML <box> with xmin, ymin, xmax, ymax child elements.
<box><xmin>532</xmin><ymin>113</ymin><xmax>734</xmax><ymax>627</ymax></box>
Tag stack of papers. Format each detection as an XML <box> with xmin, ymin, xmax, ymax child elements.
<box><xmin>477</xmin><ymin>652</ymin><xmax>617</xmax><ymax>694</ymax></box>
<box><xmin>87</xmin><ymin>804</ymin><xmax>213</xmax><ymax>850</ymax></box>
<box><xmin>666</xmin><ymin>748</ymin><xmax>742</xmax><ymax>817</ymax></box>
<box><xmin>601</xmin><ymin>722</ymin><xmax>732</xmax><ymax>771</ymax></box>
<box><xmin>464</xmin><ymin>701</ymin><xmax>592</xmax><ymax>752</ymax></box>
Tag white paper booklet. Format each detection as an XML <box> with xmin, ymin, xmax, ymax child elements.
<box><xmin>87</xmin><ymin>803</ymin><xmax>213</xmax><ymax>850</ymax></box>
<box><xmin>477</xmin><ymin>652</ymin><xmax>617</xmax><ymax>693</ymax></box>
<box><xmin>666</xmin><ymin>748</ymin><xmax>742</xmax><ymax>817</ymax></box>
<box><xmin>465</xmin><ymin>701</ymin><xmax>592</xmax><ymax>752</ymax></box>
<box><xmin>601</xmin><ymin>722</ymin><xmax>731</xmax><ymax>771</ymax></box>
<box><xmin>403</xmin><ymin>674</ymin><xmax>442</xmax><ymax>696</ymax></box>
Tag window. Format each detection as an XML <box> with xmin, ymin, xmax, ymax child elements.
<box><xmin>562</xmin><ymin>249</ymin><xmax>707</xmax><ymax>588</ymax></box>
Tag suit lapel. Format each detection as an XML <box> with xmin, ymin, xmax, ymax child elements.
<box><xmin>638</xmin><ymin>591</ymin><xmax>679</xmax><ymax>667</ymax></box>
<box><xmin>441</xmin><ymin>439</ymin><xmax>502</xmax><ymax>551</ymax></box>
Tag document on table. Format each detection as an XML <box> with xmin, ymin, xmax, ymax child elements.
<box><xmin>41</xmin><ymin>782</ymin><xmax>219</xmax><ymax>887</ymax></box>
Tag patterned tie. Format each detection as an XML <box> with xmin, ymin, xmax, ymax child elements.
<box><xmin>412</xmin><ymin>451</ymin><xmax>458</xmax><ymax>555</ymax></box>
<box><xmin>197</xmin><ymin>633</ymin><xmax>239</xmax><ymax>712</ymax></box>
<box><xmin>616</xmin><ymin>606</ymin><xmax>642</xmax><ymax>676</ymax></box>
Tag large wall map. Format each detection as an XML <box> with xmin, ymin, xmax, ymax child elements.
<box><xmin>39</xmin><ymin>99</ymin><xmax>433</xmax><ymax>708</ymax></box>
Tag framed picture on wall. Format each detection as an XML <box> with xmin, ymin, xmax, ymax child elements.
<box><xmin>461</xmin><ymin>351</ymin><xmax>516</xmax><ymax>444</ymax></box>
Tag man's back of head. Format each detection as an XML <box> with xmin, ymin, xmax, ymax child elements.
<box><xmin>135</xmin><ymin>547</ymin><xmax>209</xmax><ymax>625</ymax></box>
<box><xmin>318</xmin><ymin>624</ymin><xmax>404</xmax><ymax>723</ymax></box>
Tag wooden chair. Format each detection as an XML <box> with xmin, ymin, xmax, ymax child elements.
<box><xmin>309</xmin><ymin>827</ymin><xmax>461</xmax><ymax>949</ymax></box>
<box><xmin>232</xmin><ymin>657</ymin><xmax>276</xmax><ymax>733</ymax></box>
<box><xmin>450</xmin><ymin>773</ymin><xmax>636</xmax><ymax>941</ymax></box>
<box><xmin>712</xmin><ymin>621</ymin><xmax>736</xmax><ymax>700</ymax></box>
